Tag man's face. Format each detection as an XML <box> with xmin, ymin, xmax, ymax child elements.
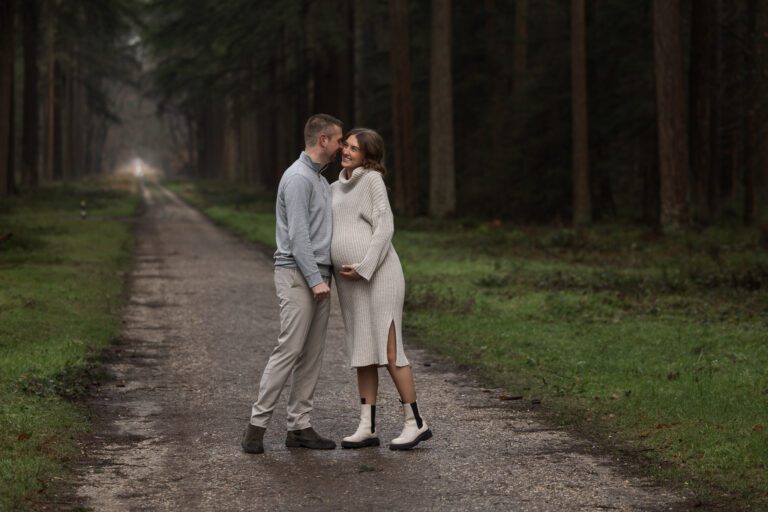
<box><xmin>320</xmin><ymin>125</ymin><xmax>343</xmax><ymax>162</ymax></box>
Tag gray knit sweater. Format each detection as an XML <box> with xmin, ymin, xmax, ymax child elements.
<box><xmin>274</xmin><ymin>152</ymin><xmax>333</xmax><ymax>288</ymax></box>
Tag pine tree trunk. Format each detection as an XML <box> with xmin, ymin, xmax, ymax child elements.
<box><xmin>224</xmin><ymin>106</ymin><xmax>238</xmax><ymax>181</ymax></box>
<box><xmin>22</xmin><ymin>0</ymin><xmax>40</xmax><ymax>189</ymax></box>
<box><xmin>653</xmin><ymin>0</ymin><xmax>690</xmax><ymax>233</ymax></box>
<box><xmin>389</xmin><ymin>0</ymin><xmax>418</xmax><ymax>215</ymax></box>
<box><xmin>429</xmin><ymin>0</ymin><xmax>455</xmax><ymax>218</ymax></box>
<box><xmin>689</xmin><ymin>0</ymin><xmax>718</xmax><ymax>224</ymax></box>
<box><xmin>61</xmin><ymin>64</ymin><xmax>73</xmax><ymax>180</ymax></box>
<box><xmin>73</xmin><ymin>60</ymin><xmax>86</xmax><ymax>177</ymax></box>
<box><xmin>719</xmin><ymin>3</ymin><xmax>745</xmax><ymax>208</ymax></box>
<box><xmin>353</xmin><ymin>1</ymin><xmax>366</xmax><ymax>125</ymax></box>
<box><xmin>295</xmin><ymin>1</ymin><xmax>309</xmax><ymax>140</ymax></box>
<box><xmin>239</xmin><ymin>112</ymin><xmax>257</xmax><ymax>184</ymax></box>
<box><xmin>0</xmin><ymin>0</ymin><xmax>15</xmax><ymax>196</ymax></box>
<box><xmin>275</xmin><ymin>34</ymin><xmax>290</xmax><ymax>175</ymax></box>
<box><xmin>708</xmin><ymin>0</ymin><xmax>723</xmax><ymax>220</ymax></box>
<box><xmin>571</xmin><ymin>0</ymin><xmax>591</xmax><ymax>225</ymax></box>
<box><xmin>512</xmin><ymin>0</ymin><xmax>529</xmax><ymax>209</ymax></box>
<box><xmin>746</xmin><ymin>0</ymin><xmax>768</xmax><ymax>224</ymax></box>
<box><xmin>45</xmin><ymin>4</ymin><xmax>56</xmax><ymax>181</ymax></box>
<box><xmin>513</xmin><ymin>0</ymin><xmax>528</xmax><ymax>99</ymax></box>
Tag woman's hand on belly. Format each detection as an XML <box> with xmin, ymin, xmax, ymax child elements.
<box><xmin>339</xmin><ymin>264</ymin><xmax>363</xmax><ymax>281</ymax></box>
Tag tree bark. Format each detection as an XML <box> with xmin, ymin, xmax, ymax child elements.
<box><xmin>719</xmin><ymin>2</ymin><xmax>745</xmax><ymax>208</ymax></box>
<box><xmin>0</xmin><ymin>0</ymin><xmax>15</xmax><ymax>196</ymax></box>
<box><xmin>22</xmin><ymin>0</ymin><xmax>40</xmax><ymax>189</ymax></box>
<box><xmin>294</xmin><ymin>16</ymin><xmax>308</xmax><ymax>154</ymax></box>
<box><xmin>571</xmin><ymin>0</ymin><xmax>591</xmax><ymax>225</ymax></box>
<box><xmin>429</xmin><ymin>0</ymin><xmax>455</xmax><ymax>218</ymax></box>
<box><xmin>45</xmin><ymin>2</ymin><xmax>56</xmax><ymax>181</ymax></box>
<box><xmin>61</xmin><ymin>63</ymin><xmax>73</xmax><ymax>180</ymax></box>
<box><xmin>746</xmin><ymin>0</ymin><xmax>768</xmax><ymax>224</ymax></box>
<box><xmin>51</xmin><ymin>60</ymin><xmax>63</xmax><ymax>180</ymax></box>
<box><xmin>389</xmin><ymin>0</ymin><xmax>418</xmax><ymax>215</ymax></box>
<box><xmin>344</xmin><ymin>0</ymin><xmax>355</xmax><ymax>126</ymax></box>
<box><xmin>353</xmin><ymin>1</ymin><xmax>366</xmax><ymax>125</ymax></box>
<box><xmin>513</xmin><ymin>0</ymin><xmax>528</xmax><ymax>99</ymax></box>
<box><xmin>275</xmin><ymin>35</ymin><xmax>293</xmax><ymax>175</ymax></box>
<box><xmin>653</xmin><ymin>0</ymin><xmax>690</xmax><ymax>233</ymax></box>
<box><xmin>223</xmin><ymin>105</ymin><xmax>238</xmax><ymax>181</ymax></box>
<box><xmin>709</xmin><ymin>0</ymin><xmax>723</xmax><ymax>220</ymax></box>
<box><xmin>689</xmin><ymin>0</ymin><xmax>719</xmax><ymax>224</ymax></box>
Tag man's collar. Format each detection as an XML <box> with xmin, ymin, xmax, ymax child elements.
<box><xmin>300</xmin><ymin>151</ymin><xmax>327</xmax><ymax>173</ymax></box>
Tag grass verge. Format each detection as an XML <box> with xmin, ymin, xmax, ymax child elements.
<box><xmin>169</xmin><ymin>178</ymin><xmax>768</xmax><ymax>510</ymax></box>
<box><xmin>0</xmin><ymin>176</ymin><xmax>138</xmax><ymax>510</ymax></box>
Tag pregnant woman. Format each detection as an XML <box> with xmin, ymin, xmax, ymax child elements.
<box><xmin>331</xmin><ymin>128</ymin><xmax>432</xmax><ymax>450</ymax></box>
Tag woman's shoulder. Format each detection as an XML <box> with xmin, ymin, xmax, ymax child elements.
<box><xmin>360</xmin><ymin>169</ymin><xmax>385</xmax><ymax>186</ymax></box>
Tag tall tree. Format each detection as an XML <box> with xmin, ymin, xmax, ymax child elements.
<box><xmin>353</xmin><ymin>2</ymin><xmax>367</xmax><ymax>125</ymax></box>
<box><xmin>22</xmin><ymin>0</ymin><xmax>41</xmax><ymax>189</ymax></box>
<box><xmin>719</xmin><ymin>1</ymin><xmax>747</xmax><ymax>208</ymax></box>
<box><xmin>746</xmin><ymin>0</ymin><xmax>768</xmax><ymax>224</ymax></box>
<box><xmin>571</xmin><ymin>0</ymin><xmax>591</xmax><ymax>225</ymax></box>
<box><xmin>653</xmin><ymin>0</ymin><xmax>690</xmax><ymax>232</ymax></box>
<box><xmin>513</xmin><ymin>0</ymin><xmax>528</xmax><ymax>98</ymax></box>
<box><xmin>429</xmin><ymin>0</ymin><xmax>455</xmax><ymax>218</ymax></box>
<box><xmin>689</xmin><ymin>0</ymin><xmax>720</xmax><ymax>223</ymax></box>
<box><xmin>389</xmin><ymin>0</ymin><xmax>418</xmax><ymax>215</ymax></box>
<box><xmin>45</xmin><ymin>0</ymin><xmax>56</xmax><ymax>181</ymax></box>
<box><xmin>0</xmin><ymin>0</ymin><xmax>15</xmax><ymax>196</ymax></box>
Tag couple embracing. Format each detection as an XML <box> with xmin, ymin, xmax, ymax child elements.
<box><xmin>241</xmin><ymin>114</ymin><xmax>432</xmax><ymax>454</ymax></box>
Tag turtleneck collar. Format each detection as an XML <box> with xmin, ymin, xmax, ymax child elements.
<box><xmin>338</xmin><ymin>166</ymin><xmax>369</xmax><ymax>184</ymax></box>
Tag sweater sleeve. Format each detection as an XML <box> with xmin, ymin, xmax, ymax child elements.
<box><xmin>283</xmin><ymin>175</ymin><xmax>323</xmax><ymax>287</ymax></box>
<box><xmin>353</xmin><ymin>174</ymin><xmax>394</xmax><ymax>281</ymax></box>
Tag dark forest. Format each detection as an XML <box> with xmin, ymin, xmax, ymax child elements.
<box><xmin>1</xmin><ymin>0</ymin><xmax>767</xmax><ymax>229</ymax></box>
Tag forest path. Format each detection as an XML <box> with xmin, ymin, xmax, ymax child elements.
<box><xmin>68</xmin><ymin>182</ymin><xmax>687</xmax><ymax>511</ymax></box>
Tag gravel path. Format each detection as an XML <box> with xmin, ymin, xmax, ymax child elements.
<box><xmin>69</xmin><ymin>183</ymin><xmax>689</xmax><ymax>511</ymax></box>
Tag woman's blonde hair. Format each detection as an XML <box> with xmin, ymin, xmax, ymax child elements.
<box><xmin>344</xmin><ymin>128</ymin><xmax>387</xmax><ymax>175</ymax></box>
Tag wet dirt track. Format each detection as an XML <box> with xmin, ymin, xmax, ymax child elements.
<box><xmin>67</xmin><ymin>183</ymin><xmax>689</xmax><ymax>511</ymax></box>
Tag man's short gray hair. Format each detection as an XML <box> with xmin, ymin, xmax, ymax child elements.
<box><xmin>304</xmin><ymin>114</ymin><xmax>343</xmax><ymax>147</ymax></box>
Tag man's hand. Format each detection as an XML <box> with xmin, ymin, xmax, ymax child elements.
<box><xmin>311</xmin><ymin>280</ymin><xmax>331</xmax><ymax>300</ymax></box>
<box><xmin>339</xmin><ymin>264</ymin><xmax>363</xmax><ymax>281</ymax></box>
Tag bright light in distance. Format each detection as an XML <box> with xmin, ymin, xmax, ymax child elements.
<box><xmin>133</xmin><ymin>158</ymin><xmax>145</xmax><ymax>177</ymax></box>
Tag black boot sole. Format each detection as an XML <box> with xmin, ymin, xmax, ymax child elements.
<box><xmin>389</xmin><ymin>429</ymin><xmax>433</xmax><ymax>451</ymax></box>
<box><xmin>341</xmin><ymin>437</ymin><xmax>381</xmax><ymax>449</ymax></box>
<box><xmin>241</xmin><ymin>443</ymin><xmax>264</xmax><ymax>454</ymax></box>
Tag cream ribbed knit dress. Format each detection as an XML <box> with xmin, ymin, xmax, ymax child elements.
<box><xmin>331</xmin><ymin>167</ymin><xmax>409</xmax><ymax>368</ymax></box>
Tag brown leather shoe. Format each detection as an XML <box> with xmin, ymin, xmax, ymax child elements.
<box><xmin>241</xmin><ymin>424</ymin><xmax>266</xmax><ymax>454</ymax></box>
<box><xmin>285</xmin><ymin>427</ymin><xmax>336</xmax><ymax>450</ymax></box>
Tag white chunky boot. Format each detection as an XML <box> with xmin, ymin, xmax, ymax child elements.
<box><xmin>390</xmin><ymin>401</ymin><xmax>432</xmax><ymax>450</ymax></box>
<box><xmin>341</xmin><ymin>402</ymin><xmax>380</xmax><ymax>449</ymax></box>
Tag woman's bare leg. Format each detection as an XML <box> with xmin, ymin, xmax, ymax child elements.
<box><xmin>385</xmin><ymin>322</ymin><xmax>417</xmax><ymax>403</ymax></box>
<box><xmin>356</xmin><ymin>365</ymin><xmax>379</xmax><ymax>404</ymax></box>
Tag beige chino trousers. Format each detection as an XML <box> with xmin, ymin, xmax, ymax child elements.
<box><xmin>250</xmin><ymin>267</ymin><xmax>330</xmax><ymax>430</ymax></box>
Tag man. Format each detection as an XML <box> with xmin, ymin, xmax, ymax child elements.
<box><xmin>242</xmin><ymin>114</ymin><xmax>343</xmax><ymax>454</ymax></box>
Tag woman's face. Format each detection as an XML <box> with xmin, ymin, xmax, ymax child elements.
<box><xmin>341</xmin><ymin>134</ymin><xmax>365</xmax><ymax>170</ymax></box>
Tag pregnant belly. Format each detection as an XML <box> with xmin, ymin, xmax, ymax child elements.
<box><xmin>331</xmin><ymin>232</ymin><xmax>372</xmax><ymax>268</ymax></box>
